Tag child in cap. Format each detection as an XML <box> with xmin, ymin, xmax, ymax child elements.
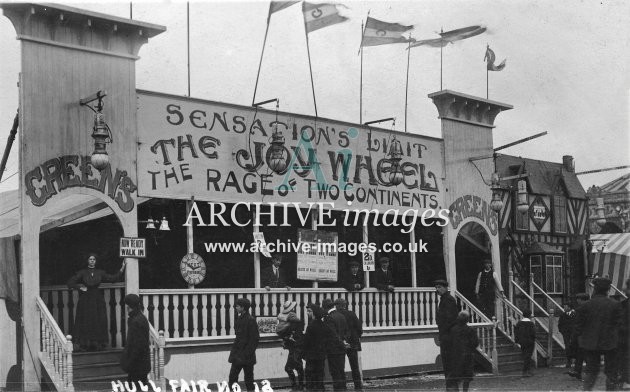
<box><xmin>514</xmin><ymin>307</ymin><xmax>536</xmax><ymax>377</ymax></box>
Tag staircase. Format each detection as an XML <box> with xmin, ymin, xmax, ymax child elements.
<box><xmin>535</xmin><ymin>328</ymin><xmax>567</xmax><ymax>368</ymax></box>
<box><xmin>73</xmin><ymin>349</ymin><xmax>126</xmax><ymax>391</ymax></box>
<box><xmin>495</xmin><ymin>332</ymin><xmax>524</xmax><ymax>373</ymax></box>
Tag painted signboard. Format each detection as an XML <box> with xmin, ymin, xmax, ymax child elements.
<box><xmin>137</xmin><ymin>92</ymin><xmax>444</xmax><ymax>213</ymax></box>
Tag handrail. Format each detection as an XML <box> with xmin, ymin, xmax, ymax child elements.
<box><xmin>511</xmin><ymin>280</ymin><xmax>549</xmax><ymax>317</ymax></box>
<box><xmin>148</xmin><ymin>323</ymin><xmax>166</xmax><ymax>392</ymax></box>
<box><xmin>139</xmin><ymin>287</ymin><xmax>436</xmax><ymax>295</ymax></box>
<box><xmin>454</xmin><ymin>291</ymin><xmax>498</xmax><ymax>374</ymax></box>
<box><xmin>531</xmin><ymin>281</ymin><xmax>563</xmax><ymax>314</ymax></box>
<box><xmin>36</xmin><ymin>296</ymin><xmax>74</xmax><ymax>392</ymax></box>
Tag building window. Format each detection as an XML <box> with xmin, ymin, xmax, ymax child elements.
<box><xmin>530</xmin><ymin>255</ymin><xmax>542</xmax><ymax>287</ymax></box>
<box><xmin>553</xmin><ymin>195</ymin><xmax>567</xmax><ymax>233</ymax></box>
<box><xmin>529</xmin><ymin>254</ymin><xmax>563</xmax><ymax>294</ymax></box>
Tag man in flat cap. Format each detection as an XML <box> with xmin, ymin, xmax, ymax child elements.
<box><xmin>345</xmin><ymin>260</ymin><xmax>364</xmax><ymax>292</ymax></box>
<box><xmin>434</xmin><ymin>279</ymin><xmax>459</xmax><ymax>391</ymax></box>
<box><xmin>374</xmin><ymin>257</ymin><xmax>395</xmax><ymax>292</ymax></box>
<box><xmin>228</xmin><ymin>298</ymin><xmax>260</xmax><ymax>392</ymax></box>
<box><xmin>120</xmin><ymin>294</ymin><xmax>150</xmax><ymax>390</ymax></box>
<box><xmin>575</xmin><ymin>277</ymin><xmax>623</xmax><ymax>390</ymax></box>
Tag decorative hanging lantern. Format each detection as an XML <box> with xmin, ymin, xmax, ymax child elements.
<box><xmin>158</xmin><ymin>216</ymin><xmax>170</xmax><ymax>231</ymax></box>
<box><xmin>596</xmin><ymin>197</ymin><xmax>607</xmax><ymax>227</ymax></box>
<box><xmin>388</xmin><ymin>136</ymin><xmax>404</xmax><ymax>185</ymax></box>
<box><xmin>90</xmin><ymin>111</ymin><xmax>112</xmax><ymax>170</ymax></box>
<box><xmin>489</xmin><ymin>172</ymin><xmax>503</xmax><ymax>212</ymax></box>
<box><xmin>145</xmin><ymin>218</ymin><xmax>156</xmax><ymax>230</ymax></box>
<box><xmin>268</xmin><ymin>126</ymin><xmax>287</xmax><ymax>174</ymax></box>
<box><xmin>516</xmin><ymin>179</ymin><xmax>529</xmax><ymax>213</ymax></box>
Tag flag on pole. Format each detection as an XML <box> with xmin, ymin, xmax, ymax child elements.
<box><xmin>303</xmin><ymin>2</ymin><xmax>348</xmax><ymax>33</ymax></box>
<box><xmin>409</xmin><ymin>25</ymin><xmax>486</xmax><ymax>48</ymax></box>
<box><xmin>484</xmin><ymin>45</ymin><xmax>506</xmax><ymax>71</ymax></box>
<box><xmin>268</xmin><ymin>1</ymin><xmax>300</xmax><ymax>22</ymax></box>
<box><xmin>361</xmin><ymin>17</ymin><xmax>413</xmax><ymax>47</ymax></box>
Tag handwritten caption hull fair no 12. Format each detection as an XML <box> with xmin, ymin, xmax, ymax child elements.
<box><xmin>136</xmin><ymin>92</ymin><xmax>444</xmax><ymax>214</ymax></box>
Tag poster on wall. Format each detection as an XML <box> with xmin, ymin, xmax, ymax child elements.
<box><xmin>297</xmin><ymin>229</ymin><xmax>338</xmax><ymax>282</ymax></box>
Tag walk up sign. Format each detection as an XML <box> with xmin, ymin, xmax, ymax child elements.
<box><xmin>120</xmin><ymin>237</ymin><xmax>146</xmax><ymax>258</ymax></box>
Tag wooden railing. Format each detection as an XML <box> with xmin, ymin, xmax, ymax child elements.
<box><xmin>454</xmin><ymin>291</ymin><xmax>498</xmax><ymax>374</ymax></box>
<box><xmin>138</xmin><ymin>288</ymin><xmax>439</xmax><ymax>338</ymax></box>
<box><xmin>37</xmin><ymin>296</ymin><xmax>74</xmax><ymax>392</ymax></box>
<box><xmin>40</xmin><ymin>284</ymin><xmax>126</xmax><ymax>348</ymax></box>
<box><xmin>530</xmin><ymin>278</ymin><xmax>563</xmax><ymax>316</ymax></box>
<box><xmin>148</xmin><ymin>325</ymin><xmax>166</xmax><ymax>391</ymax></box>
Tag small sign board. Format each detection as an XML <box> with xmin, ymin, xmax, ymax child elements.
<box><xmin>119</xmin><ymin>237</ymin><xmax>146</xmax><ymax>258</ymax></box>
<box><xmin>362</xmin><ymin>251</ymin><xmax>375</xmax><ymax>271</ymax></box>
<box><xmin>256</xmin><ymin>316</ymin><xmax>277</xmax><ymax>334</ymax></box>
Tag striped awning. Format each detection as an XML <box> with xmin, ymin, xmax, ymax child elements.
<box><xmin>588</xmin><ymin>233</ymin><xmax>630</xmax><ymax>289</ymax></box>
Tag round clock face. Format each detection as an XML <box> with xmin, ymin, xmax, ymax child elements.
<box><xmin>180</xmin><ymin>253</ymin><xmax>206</xmax><ymax>285</ymax></box>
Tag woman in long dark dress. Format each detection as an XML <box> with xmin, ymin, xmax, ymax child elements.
<box><xmin>67</xmin><ymin>254</ymin><xmax>126</xmax><ymax>351</ymax></box>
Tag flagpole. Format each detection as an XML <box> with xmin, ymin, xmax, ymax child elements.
<box><xmin>187</xmin><ymin>1</ymin><xmax>191</xmax><ymax>97</ymax></box>
<box><xmin>303</xmin><ymin>22</ymin><xmax>318</xmax><ymax>117</ymax></box>
<box><xmin>440</xmin><ymin>27</ymin><xmax>443</xmax><ymax>90</ymax></box>
<box><xmin>404</xmin><ymin>36</ymin><xmax>411</xmax><ymax>133</ymax></box>
<box><xmin>252</xmin><ymin>10</ymin><xmax>273</xmax><ymax>106</ymax></box>
<box><xmin>360</xmin><ymin>21</ymin><xmax>364</xmax><ymax>124</ymax></box>
<box><xmin>359</xmin><ymin>12</ymin><xmax>368</xmax><ymax>124</ymax></box>
<box><xmin>487</xmin><ymin>67</ymin><xmax>489</xmax><ymax>99</ymax></box>
<box><xmin>129</xmin><ymin>2</ymin><xmax>132</xmax><ymax>19</ymax></box>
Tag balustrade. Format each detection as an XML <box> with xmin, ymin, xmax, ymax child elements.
<box><xmin>138</xmin><ymin>288</ymin><xmax>438</xmax><ymax>338</ymax></box>
<box><xmin>37</xmin><ymin>296</ymin><xmax>75</xmax><ymax>392</ymax></box>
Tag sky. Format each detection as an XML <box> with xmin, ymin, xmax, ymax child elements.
<box><xmin>0</xmin><ymin>0</ymin><xmax>628</xmax><ymax>193</ymax></box>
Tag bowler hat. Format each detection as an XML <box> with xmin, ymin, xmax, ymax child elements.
<box><xmin>593</xmin><ymin>277</ymin><xmax>612</xmax><ymax>290</ymax></box>
<box><xmin>433</xmin><ymin>279</ymin><xmax>449</xmax><ymax>287</ymax></box>
<box><xmin>322</xmin><ymin>298</ymin><xmax>334</xmax><ymax>310</ymax></box>
<box><xmin>124</xmin><ymin>294</ymin><xmax>141</xmax><ymax>308</ymax></box>
<box><xmin>379</xmin><ymin>257</ymin><xmax>390</xmax><ymax>264</ymax></box>
<box><xmin>349</xmin><ymin>260</ymin><xmax>360</xmax><ymax>267</ymax></box>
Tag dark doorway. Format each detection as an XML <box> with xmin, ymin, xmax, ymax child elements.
<box><xmin>455</xmin><ymin>222</ymin><xmax>491</xmax><ymax>300</ymax></box>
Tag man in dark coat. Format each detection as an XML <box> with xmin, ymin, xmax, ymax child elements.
<box><xmin>374</xmin><ymin>257</ymin><xmax>395</xmax><ymax>292</ymax></box>
<box><xmin>335</xmin><ymin>298</ymin><xmax>363</xmax><ymax>391</ymax></box>
<box><xmin>228</xmin><ymin>298</ymin><xmax>260</xmax><ymax>392</ymax></box>
<box><xmin>435</xmin><ymin>279</ymin><xmax>458</xmax><ymax>391</ymax></box>
<box><xmin>322</xmin><ymin>298</ymin><xmax>349</xmax><ymax>391</ymax></box>
<box><xmin>261</xmin><ymin>254</ymin><xmax>291</xmax><ymax>291</ymax></box>
<box><xmin>568</xmin><ymin>293</ymin><xmax>590</xmax><ymax>381</ymax></box>
<box><xmin>575</xmin><ymin>277</ymin><xmax>623</xmax><ymax>391</ymax></box>
<box><xmin>514</xmin><ymin>310</ymin><xmax>536</xmax><ymax>377</ymax></box>
<box><xmin>303</xmin><ymin>303</ymin><xmax>331</xmax><ymax>392</ymax></box>
<box><xmin>120</xmin><ymin>294</ymin><xmax>150</xmax><ymax>389</ymax></box>
<box><xmin>445</xmin><ymin>311</ymin><xmax>479</xmax><ymax>392</ymax></box>
<box><xmin>345</xmin><ymin>261</ymin><xmax>364</xmax><ymax>291</ymax></box>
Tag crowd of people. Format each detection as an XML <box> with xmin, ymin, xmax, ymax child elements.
<box><xmin>559</xmin><ymin>277</ymin><xmax>630</xmax><ymax>391</ymax></box>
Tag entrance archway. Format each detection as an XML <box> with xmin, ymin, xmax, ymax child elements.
<box><xmin>455</xmin><ymin>222</ymin><xmax>491</xmax><ymax>300</ymax></box>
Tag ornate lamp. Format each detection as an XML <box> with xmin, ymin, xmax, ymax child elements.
<box><xmin>268</xmin><ymin>127</ymin><xmax>287</xmax><ymax>174</ymax></box>
<box><xmin>490</xmin><ymin>172</ymin><xmax>504</xmax><ymax>212</ymax></box>
<box><xmin>595</xmin><ymin>197</ymin><xmax>607</xmax><ymax>227</ymax></box>
<box><xmin>388</xmin><ymin>136</ymin><xmax>404</xmax><ymax>186</ymax></box>
<box><xmin>80</xmin><ymin>91</ymin><xmax>112</xmax><ymax>170</ymax></box>
<box><xmin>516</xmin><ymin>180</ymin><xmax>529</xmax><ymax>213</ymax></box>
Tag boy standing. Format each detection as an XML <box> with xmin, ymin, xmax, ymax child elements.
<box><xmin>277</xmin><ymin>301</ymin><xmax>305</xmax><ymax>390</ymax></box>
<box><xmin>514</xmin><ymin>309</ymin><xmax>536</xmax><ymax>377</ymax></box>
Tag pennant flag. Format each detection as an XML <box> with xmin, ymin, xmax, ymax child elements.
<box><xmin>270</xmin><ymin>1</ymin><xmax>300</xmax><ymax>15</ymax></box>
<box><xmin>303</xmin><ymin>2</ymin><xmax>348</xmax><ymax>33</ymax></box>
<box><xmin>361</xmin><ymin>17</ymin><xmax>414</xmax><ymax>47</ymax></box>
<box><xmin>484</xmin><ymin>45</ymin><xmax>506</xmax><ymax>71</ymax></box>
<box><xmin>409</xmin><ymin>25</ymin><xmax>486</xmax><ymax>49</ymax></box>
<box><xmin>268</xmin><ymin>1</ymin><xmax>300</xmax><ymax>22</ymax></box>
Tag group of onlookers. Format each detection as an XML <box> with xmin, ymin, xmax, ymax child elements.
<box><xmin>228</xmin><ymin>296</ymin><xmax>364</xmax><ymax>392</ymax></box>
<box><xmin>558</xmin><ymin>277</ymin><xmax>630</xmax><ymax>391</ymax></box>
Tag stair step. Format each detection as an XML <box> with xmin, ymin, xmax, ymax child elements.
<box><xmin>74</xmin><ymin>374</ymin><xmax>128</xmax><ymax>392</ymax></box>
<box><xmin>73</xmin><ymin>349</ymin><xmax>123</xmax><ymax>366</ymax></box>
<box><xmin>74</xmin><ymin>361</ymin><xmax>122</xmax><ymax>379</ymax></box>
<box><xmin>497</xmin><ymin>352</ymin><xmax>523</xmax><ymax>362</ymax></box>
